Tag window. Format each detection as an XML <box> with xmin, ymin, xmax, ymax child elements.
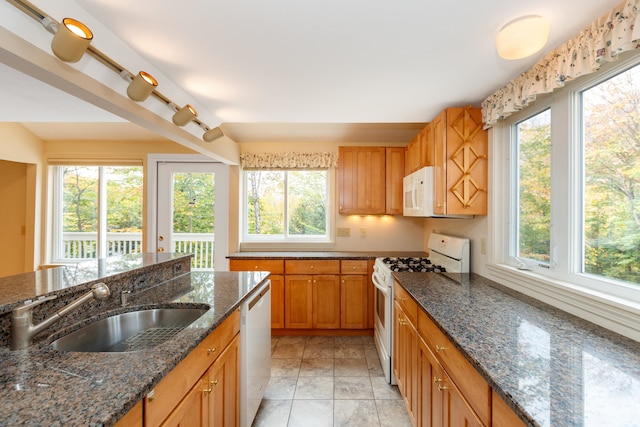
<box><xmin>51</xmin><ymin>165</ymin><xmax>143</xmax><ymax>261</ymax></box>
<box><xmin>581</xmin><ymin>67</ymin><xmax>640</xmax><ymax>285</ymax></box>
<box><xmin>242</xmin><ymin>169</ymin><xmax>330</xmax><ymax>243</ymax></box>
<box><xmin>514</xmin><ymin>109</ymin><xmax>551</xmax><ymax>267</ymax></box>
<box><xmin>497</xmin><ymin>54</ymin><xmax>640</xmax><ymax>308</ymax></box>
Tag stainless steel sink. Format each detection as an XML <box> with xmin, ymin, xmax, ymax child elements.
<box><xmin>50</xmin><ymin>307</ymin><xmax>208</xmax><ymax>352</ymax></box>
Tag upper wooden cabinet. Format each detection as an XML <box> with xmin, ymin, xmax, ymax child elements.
<box><xmin>405</xmin><ymin>124</ymin><xmax>432</xmax><ymax>175</ymax></box>
<box><xmin>338</xmin><ymin>146</ymin><xmax>405</xmax><ymax>215</ymax></box>
<box><xmin>432</xmin><ymin>106</ymin><xmax>487</xmax><ymax>216</ymax></box>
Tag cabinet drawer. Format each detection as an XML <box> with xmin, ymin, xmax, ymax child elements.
<box><xmin>285</xmin><ymin>260</ymin><xmax>340</xmax><ymax>275</ymax></box>
<box><xmin>341</xmin><ymin>260</ymin><xmax>368</xmax><ymax>275</ymax></box>
<box><xmin>394</xmin><ymin>281</ymin><xmax>417</xmax><ymax>326</ymax></box>
<box><xmin>145</xmin><ymin>309</ymin><xmax>240</xmax><ymax>427</ymax></box>
<box><xmin>417</xmin><ymin>310</ymin><xmax>491</xmax><ymax>426</ymax></box>
<box><xmin>229</xmin><ymin>259</ymin><xmax>284</xmax><ymax>274</ymax></box>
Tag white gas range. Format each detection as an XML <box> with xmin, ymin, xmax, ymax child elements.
<box><xmin>372</xmin><ymin>233</ymin><xmax>470</xmax><ymax>384</ymax></box>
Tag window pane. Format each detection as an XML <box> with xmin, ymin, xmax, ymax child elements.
<box><xmin>105</xmin><ymin>166</ymin><xmax>143</xmax><ymax>256</ymax></box>
<box><xmin>246</xmin><ymin>171</ymin><xmax>285</xmax><ymax>236</ymax></box>
<box><xmin>63</xmin><ymin>166</ymin><xmax>99</xmax><ymax>258</ymax></box>
<box><xmin>582</xmin><ymin>66</ymin><xmax>640</xmax><ymax>285</ymax></box>
<box><xmin>288</xmin><ymin>170</ymin><xmax>327</xmax><ymax>236</ymax></box>
<box><xmin>516</xmin><ymin>110</ymin><xmax>551</xmax><ymax>263</ymax></box>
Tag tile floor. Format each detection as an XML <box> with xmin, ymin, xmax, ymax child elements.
<box><xmin>252</xmin><ymin>335</ymin><xmax>412</xmax><ymax>427</ymax></box>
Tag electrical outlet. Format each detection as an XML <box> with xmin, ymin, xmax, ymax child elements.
<box><xmin>360</xmin><ymin>227</ymin><xmax>367</xmax><ymax>237</ymax></box>
<box><xmin>480</xmin><ymin>238</ymin><xmax>487</xmax><ymax>255</ymax></box>
<box><xmin>337</xmin><ymin>227</ymin><xmax>350</xmax><ymax>237</ymax></box>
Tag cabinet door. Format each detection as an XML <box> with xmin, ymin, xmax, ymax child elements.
<box><xmin>207</xmin><ymin>334</ymin><xmax>239</xmax><ymax>427</ymax></box>
<box><xmin>285</xmin><ymin>275</ymin><xmax>313</xmax><ymax>328</ymax></box>
<box><xmin>340</xmin><ymin>274</ymin><xmax>367</xmax><ymax>329</ymax></box>
<box><xmin>492</xmin><ymin>390</ymin><xmax>527</xmax><ymax>427</ymax></box>
<box><xmin>418</xmin><ymin>336</ymin><xmax>443</xmax><ymax>427</ymax></box>
<box><xmin>393</xmin><ymin>300</ymin><xmax>418</xmax><ymax>426</ymax></box>
<box><xmin>270</xmin><ymin>275</ymin><xmax>285</xmax><ymax>329</ymax></box>
<box><xmin>313</xmin><ymin>275</ymin><xmax>340</xmax><ymax>329</ymax></box>
<box><xmin>160</xmin><ymin>379</ymin><xmax>206</xmax><ymax>427</ymax></box>
<box><xmin>432</xmin><ymin>111</ymin><xmax>447</xmax><ymax>216</ymax></box>
<box><xmin>385</xmin><ymin>147</ymin><xmax>405</xmax><ymax>214</ymax></box>
<box><xmin>338</xmin><ymin>146</ymin><xmax>386</xmax><ymax>214</ymax></box>
<box><xmin>441</xmin><ymin>372</ymin><xmax>484</xmax><ymax>427</ymax></box>
<box><xmin>444</xmin><ymin>106</ymin><xmax>487</xmax><ymax>215</ymax></box>
<box><xmin>405</xmin><ymin>136</ymin><xmax>421</xmax><ymax>175</ymax></box>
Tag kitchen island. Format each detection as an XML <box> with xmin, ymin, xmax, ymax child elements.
<box><xmin>0</xmin><ymin>257</ymin><xmax>270</xmax><ymax>426</ymax></box>
<box><xmin>393</xmin><ymin>272</ymin><xmax>640</xmax><ymax>427</ymax></box>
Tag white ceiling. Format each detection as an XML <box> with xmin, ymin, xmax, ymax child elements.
<box><xmin>2</xmin><ymin>0</ymin><xmax>622</xmax><ymax>144</ymax></box>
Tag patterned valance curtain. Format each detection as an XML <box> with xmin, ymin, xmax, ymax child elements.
<box><xmin>239</xmin><ymin>152</ymin><xmax>338</xmax><ymax>169</ymax></box>
<box><xmin>482</xmin><ymin>0</ymin><xmax>640</xmax><ymax>127</ymax></box>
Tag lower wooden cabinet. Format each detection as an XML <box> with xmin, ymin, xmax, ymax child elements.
<box><xmin>285</xmin><ymin>274</ymin><xmax>341</xmax><ymax>329</ymax></box>
<box><xmin>144</xmin><ymin>310</ymin><xmax>240</xmax><ymax>427</ymax></box>
<box><xmin>395</xmin><ymin>280</ymin><xmax>529</xmax><ymax>427</ymax></box>
<box><xmin>115</xmin><ymin>401</ymin><xmax>143</xmax><ymax>427</ymax></box>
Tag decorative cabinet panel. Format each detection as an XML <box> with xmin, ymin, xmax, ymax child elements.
<box><xmin>338</xmin><ymin>146</ymin><xmax>405</xmax><ymax>215</ymax></box>
<box><xmin>432</xmin><ymin>106</ymin><xmax>487</xmax><ymax>216</ymax></box>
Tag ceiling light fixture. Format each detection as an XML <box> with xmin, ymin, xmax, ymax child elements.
<box><xmin>50</xmin><ymin>17</ymin><xmax>93</xmax><ymax>62</ymax></box>
<box><xmin>172</xmin><ymin>104</ymin><xmax>198</xmax><ymax>126</ymax></box>
<box><xmin>9</xmin><ymin>0</ymin><xmax>222</xmax><ymax>142</ymax></box>
<box><xmin>202</xmin><ymin>126</ymin><xmax>224</xmax><ymax>142</ymax></box>
<box><xmin>496</xmin><ymin>15</ymin><xmax>550</xmax><ymax>60</ymax></box>
<box><xmin>126</xmin><ymin>71</ymin><xmax>158</xmax><ymax>102</ymax></box>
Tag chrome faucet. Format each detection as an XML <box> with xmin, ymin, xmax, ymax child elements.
<box><xmin>10</xmin><ymin>282</ymin><xmax>110</xmax><ymax>350</ymax></box>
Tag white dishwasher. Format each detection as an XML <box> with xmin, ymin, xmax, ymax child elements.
<box><xmin>240</xmin><ymin>279</ymin><xmax>271</xmax><ymax>427</ymax></box>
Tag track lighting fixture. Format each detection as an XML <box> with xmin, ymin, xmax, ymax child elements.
<box><xmin>172</xmin><ymin>104</ymin><xmax>198</xmax><ymax>126</ymax></box>
<box><xmin>50</xmin><ymin>17</ymin><xmax>93</xmax><ymax>62</ymax></box>
<box><xmin>203</xmin><ymin>126</ymin><xmax>224</xmax><ymax>142</ymax></box>
<box><xmin>126</xmin><ymin>71</ymin><xmax>158</xmax><ymax>102</ymax></box>
<box><xmin>10</xmin><ymin>0</ymin><xmax>222</xmax><ymax>143</ymax></box>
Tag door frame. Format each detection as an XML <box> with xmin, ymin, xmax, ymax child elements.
<box><xmin>147</xmin><ymin>154</ymin><xmax>230</xmax><ymax>271</ymax></box>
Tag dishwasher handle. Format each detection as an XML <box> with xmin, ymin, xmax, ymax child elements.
<box><xmin>248</xmin><ymin>281</ymin><xmax>271</xmax><ymax>311</ymax></box>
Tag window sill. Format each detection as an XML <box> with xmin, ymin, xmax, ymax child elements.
<box><xmin>485</xmin><ymin>263</ymin><xmax>640</xmax><ymax>342</ymax></box>
<box><xmin>239</xmin><ymin>241</ymin><xmax>336</xmax><ymax>252</ymax></box>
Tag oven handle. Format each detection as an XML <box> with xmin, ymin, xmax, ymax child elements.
<box><xmin>372</xmin><ymin>272</ymin><xmax>390</xmax><ymax>295</ymax></box>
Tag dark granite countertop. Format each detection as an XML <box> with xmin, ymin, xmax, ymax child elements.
<box><xmin>393</xmin><ymin>272</ymin><xmax>640</xmax><ymax>427</ymax></box>
<box><xmin>227</xmin><ymin>251</ymin><xmax>428</xmax><ymax>260</ymax></box>
<box><xmin>0</xmin><ymin>270</ymin><xmax>270</xmax><ymax>426</ymax></box>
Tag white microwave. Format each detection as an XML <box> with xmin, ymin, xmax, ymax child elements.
<box><xmin>403</xmin><ymin>166</ymin><xmax>473</xmax><ymax>218</ymax></box>
<box><xmin>403</xmin><ymin>166</ymin><xmax>434</xmax><ymax>217</ymax></box>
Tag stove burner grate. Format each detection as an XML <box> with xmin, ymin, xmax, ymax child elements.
<box><xmin>381</xmin><ymin>257</ymin><xmax>446</xmax><ymax>273</ymax></box>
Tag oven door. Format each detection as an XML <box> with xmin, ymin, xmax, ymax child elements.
<box><xmin>372</xmin><ymin>271</ymin><xmax>395</xmax><ymax>384</ymax></box>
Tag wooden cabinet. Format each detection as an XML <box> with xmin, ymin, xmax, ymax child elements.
<box><xmin>285</xmin><ymin>260</ymin><xmax>340</xmax><ymax>329</ymax></box>
<box><xmin>205</xmin><ymin>334</ymin><xmax>239</xmax><ymax>427</ymax></box>
<box><xmin>144</xmin><ymin>310</ymin><xmax>240</xmax><ymax>427</ymax></box>
<box><xmin>229</xmin><ymin>259</ymin><xmax>284</xmax><ymax>328</ymax></box>
<box><xmin>386</xmin><ymin>147</ymin><xmax>405</xmax><ymax>214</ymax></box>
<box><xmin>115</xmin><ymin>401</ymin><xmax>143</xmax><ymax>427</ymax></box>
<box><xmin>340</xmin><ymin>260</ymin><xmax>368</xmax><ymax>329</ymax></box>
<box><xmin>405</xmin><ymin>124</ymin><xmax>432</xmax><ymax>175</ymax></box>
<box><xmin>394</xmin><ymin>280</ymin><xmax>492</xmax><ymax>427</ymax></box>
<box><xmin>431</xmin><ymin>106</ymin><xmax>487</xmax><ymax>216</ymax></box>
<box><xmin>394</xmin><ymin>285</ymin><xmax>419</xmax><ymax>426</ymax></box>
<box><xmin>338</xmin><ymin>146</ymin><xmax>405</xmax><ymax>215</ymax></box>
<box><xmin>492</xmin><ymin>390</ymin><xmax>527</xmax><ymax>427</ymax></box>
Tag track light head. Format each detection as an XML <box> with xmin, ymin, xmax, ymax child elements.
<box><xmin>127</xmin><ymin>71</ymin><xmax>158</xmax><ymax>102</ymax></box>
<box><xmin>172</xmin><ymin>104</ymin><xmax>198</xmax><ymax>126</ymax></box>
<box><xmin>203</xmin><ymin>126</ymin><xmax>224</xmax><ymax>142</ymax></box>
<box><xmin>50</xmin><ymin>17</ymin><xmax>93</xmax><ymax>62</ymax></box>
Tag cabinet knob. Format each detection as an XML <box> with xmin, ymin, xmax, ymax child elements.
<box><xmin>352</xmin><ymin>266</ymin><xmax>357</xmax><ymax>270</ymax></box>
<box><xmin>207</xmin><ymin>347</ymin><xmax>217</xmax><ymax>355</ymax></box>
<box><xmin>437</xmin><ymin>383</ymin><xmax>450</xmax><ymax>391</ymax></box>
<box><xmin>255</xmin><ymin>265</ymin><xmax>259</xmax><ymax>269</ymax></box>
<box><xmin>310</xmin><ymin>265</ymin><xmax>314</xmax><ymax>269</ymax></box>
<box><xmin>203</xmin><ymin>385</ymin><xmax>213</xmax><ymax>394</ymax></box>
<box><xmin>433</xmin><ymin>377</ymin><xmax>443</xmax><ymax>384</ymax></box>
<box><xmin>211</xmin><ymin>379</ymin><xmax>219</xmax><ymax>386</ymax></box>
<box><xmin>435</xmin><ymin>345</ymin><xmax>447</xmax><ymax>353</ymax></box>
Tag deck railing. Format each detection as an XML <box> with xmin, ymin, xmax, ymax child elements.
<box><xmin>61</xmin><ymin>232</ymin><xmax>214</xmax><ymax>270</ymax></box>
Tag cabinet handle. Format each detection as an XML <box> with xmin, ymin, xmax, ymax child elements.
<box><xmin>203</xmin><ymin>385</ymin><xmax>213</xmax><ymax>394</ymax></box>
<box><xmin>255</xmin><ymin>265</ymin><xmax>259</xmax><ymax>269</ymax></box>
<box><xmin>207</xmin><ymin>347</ymin><xmax>217</xmax><ymax>355</ymax></box>
<box><xmin>352</xmin><ymin>266</ymin><xmax>357</xmax><ymax>270</ymax></box>
<box><xmin>437</xmin><ymin>384</ymin><xmax>450</xmax><ymax>391</ymax></box>
<box><xmin>342</xmin><ymin>280</ymin><xmax>345</xmax><ymax>284</ymax></box>
<box><xmin>433</xmin><ymin>377</ymin><xmax>443</xmax><ymax>384</ymax></box>
<box><xmin>212</xmin><ymin>379</ymin><xmax>219</xmax><ymax>386</ymax></box>
<box><xmin>435</xmin><ymin>345</ymin><xmax>447</xmax><ymax>353</ymax></box>
<box><xmin>310</xmin><ymin>265</ymin><xmax>314</xmax><ymax>269</ymax></box>
<box><xmin>398</xmin><ymin>317</ymin><xmax>405</xmax><ymax>325</ymax></box>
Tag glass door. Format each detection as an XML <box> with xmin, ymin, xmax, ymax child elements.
<box><xmin>156</xmin><ymin>162</ymin><xmax>228</xmax><ymax>271</ymax></box>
